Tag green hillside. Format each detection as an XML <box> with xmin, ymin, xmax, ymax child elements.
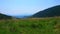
<box><xmin>0</xmin><ymin>5</ymin><xmax>60</xmax><ymax>34</ymax></box>
<box><xmin>32</xmin><ymin>5</ymin><xmax>60</xmax><ymax>17</ymax></box>
<box><xmin>0</xmin><ymin>13</ymin><xmax>12</xmax><ymax>19</ymax></box>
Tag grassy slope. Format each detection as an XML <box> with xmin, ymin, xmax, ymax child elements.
<box><xmin>0</xmin><ymin>17</ymin><xmax>60</xmax><ymax>34</ymax></box>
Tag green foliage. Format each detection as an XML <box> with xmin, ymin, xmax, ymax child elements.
<box><xmin>0</xmin><ymin>17</ymin><xmax>60</xmax><ymax>34</ymax></box>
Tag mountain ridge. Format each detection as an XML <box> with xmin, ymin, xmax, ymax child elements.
<box><xmin>0</xmin><ymin>13</ymin><xmax>12</xmax><ymax>19</ymax></box>
<box><xmin>32</xmin><ymin>5</ymin><xmax>60</xmax><ymax>18</ymax></box>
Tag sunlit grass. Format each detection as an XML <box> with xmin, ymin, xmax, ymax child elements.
<box><xmin>0</xmin><ymin>17</ymin><xmax>60</xmax><ymax>34</ymax></box>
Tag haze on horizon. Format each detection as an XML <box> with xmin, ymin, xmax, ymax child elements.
<box><xmin>0</xmin><ymin>0</ymin><xmax>60</xmax><ymax>16</ymax></box>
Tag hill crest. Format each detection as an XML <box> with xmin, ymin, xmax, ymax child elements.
<box><xmin>32</xmin><ymin>5</ymin><xmax>60</xmax><ymax>17</ymax></box>
<box><xmin>0</xmin><ymin>13</ymin><xmax>12</xmax><ymax>19</ymax></box>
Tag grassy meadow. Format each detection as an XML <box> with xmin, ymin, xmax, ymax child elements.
<box><xmin>0</xmin><ymin>17</ymin><xmax>60</xmax><ymax>34</ymax></box>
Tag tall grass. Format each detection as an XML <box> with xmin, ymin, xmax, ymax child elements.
<box><xmin>0</xmin><ymin>17</ymin><xmax>60</xmax><ymax>34</ymax></box>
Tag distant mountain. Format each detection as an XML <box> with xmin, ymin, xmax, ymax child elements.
<box><xmin>0</xmin><ymin>13</ymin><xmax>12</xmax><ymax>19</ymax></box>
<box><xmin>15</xmin><ymin>15</ymin><xmax>31</xmax><ymax>18</ymax></box>
<box><xmin>32</xmin><ymin>5</ymin><xmax>60</xmax><ymax>18</ymax></box>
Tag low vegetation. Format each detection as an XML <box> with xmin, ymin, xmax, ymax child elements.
<box><xmin>0</xmin><ymin>17</ymin><xmax>60</xmax><ymax>34</ymax></box>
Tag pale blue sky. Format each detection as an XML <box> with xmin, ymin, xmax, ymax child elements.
<box><xmin>0</xmin><ymin>0</ymin><xmax>60</xmax><ymax>16</ymax></box>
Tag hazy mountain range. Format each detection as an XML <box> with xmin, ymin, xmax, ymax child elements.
<box><xmin>0</xmin><ymin>5</ymin><xmax>60</xmax><ymax>19</ymax></box>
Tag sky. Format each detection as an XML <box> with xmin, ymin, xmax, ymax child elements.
<box><xmin>0</xmin><ymin>0</ymin><xmax>60</xmax><ymax>16</ymax></box>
